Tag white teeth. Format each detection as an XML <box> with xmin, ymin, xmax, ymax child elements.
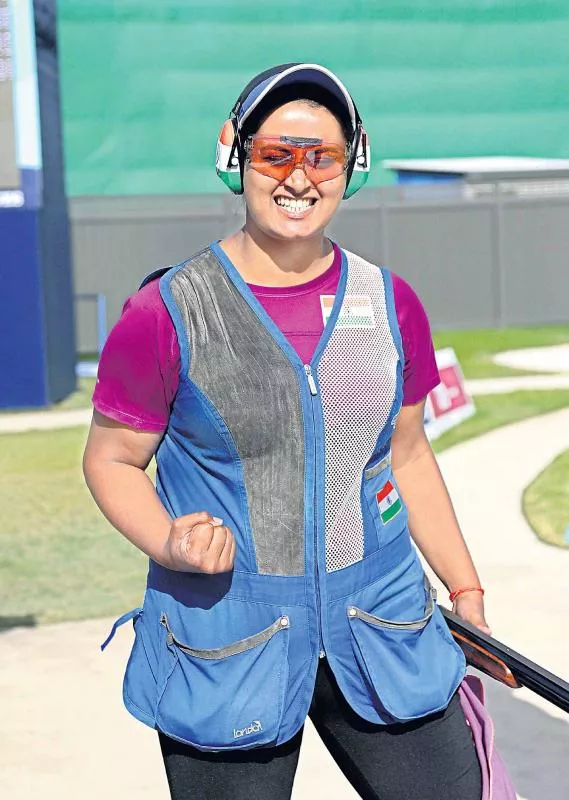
<box><xmin>275</xmin><ymin>197</ymin><xmax>313</xmax><ymax>212</ymax></box>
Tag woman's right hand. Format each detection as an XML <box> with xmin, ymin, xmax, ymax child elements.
<box><xmin>165</xmin><ymin>511</ymin><xmax>236</xmax><ymax>574</ymax></box>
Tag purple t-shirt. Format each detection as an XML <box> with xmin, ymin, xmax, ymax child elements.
<box><xmin>93</xmin><ymin>245</ymin><xmax>440</xmax><ymax>431</ymax></box>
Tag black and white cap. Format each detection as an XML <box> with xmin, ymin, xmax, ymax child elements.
<box><xmin>234</xmin><ymin>62</ymin><xmax>359</xmax><ymax>140</ymax></box>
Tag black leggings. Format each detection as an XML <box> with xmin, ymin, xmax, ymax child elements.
<box><xmin>159</xmin><ymin>659</ymin><xmax>482</xmax><ymax>800</ymax></box>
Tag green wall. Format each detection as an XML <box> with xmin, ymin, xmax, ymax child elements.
<box><xmin>58</xmin><ymin>1</ymin><xmax>569</xmax><ymax>196</ymax></box>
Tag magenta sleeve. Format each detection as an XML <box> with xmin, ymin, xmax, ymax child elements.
<box><xmin>92</xmin><ymin>265</ymin><xmax>438</xmax><ymax>428</ymax></box>
<box><xmin>392</xmin><ymin>273</ymin><xmax>440</xmax><ymax>406</ymax></box>
<box><xmin>92</xmin><ymin>280</ymin><xmax>180</xmax><ymax>431</ymax></box>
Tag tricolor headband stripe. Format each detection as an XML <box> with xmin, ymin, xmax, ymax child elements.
<box><xmin>238</xmin><ymin>63</ymin><xmax>357</xmax><ymax>132</ymax></box>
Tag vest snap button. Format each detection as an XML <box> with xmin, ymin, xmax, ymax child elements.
<box><xmin>280</xmin><ymin>616</ymin><xmax>289</xmax><ymax>627</ymax></box>
<box><xmin>348</xmin><ymin>607</ymin><xmax>357</xmax><ymax>617</ymax></box>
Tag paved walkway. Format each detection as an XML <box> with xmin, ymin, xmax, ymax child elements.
<box><xmin>493</xmin><ymin>344</ymin><xmax>569</xmax><ymax>374</ymax></box>
<box><xmin>2</xmin><ymin>408</ymin><xmax>569</xmax><ymax>799</ymax></box>
<box><xmin>466</xmin><ymin>374</ymin><xmax>569</xmax><ymax>394</ymax></box>
<box><xmin>465</xmin><ymin>343</ymin><xmax>569</xmax><ymax>394</ymax></box>
<box><xmin>0</xmin><ymin>407</ymin><xmax>92</xmax><ymax>433</ymax></box>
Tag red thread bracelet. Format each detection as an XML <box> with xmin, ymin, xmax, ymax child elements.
<box><xmin>449</xmin><ymin>587</ymin><xmax>485</xmax><ymax>603</ymax></box>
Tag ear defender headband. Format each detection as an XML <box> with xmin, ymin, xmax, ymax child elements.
<box><xmin>215</xmin><ymin>64</ymin><xmax>371</xmax><ymax>200</ymax></box>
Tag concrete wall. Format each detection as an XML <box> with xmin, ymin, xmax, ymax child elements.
<box><xmin>70</xmin><ymin>184</ymin><xmax>569</xmax><ymax>352</ymax></box>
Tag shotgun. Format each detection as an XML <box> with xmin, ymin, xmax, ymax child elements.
<box><xmin>440</xmin><ymin>606</ymin><xmax>569</xmax><ymax>713</ymax></box>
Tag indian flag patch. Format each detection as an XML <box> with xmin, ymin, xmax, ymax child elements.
<box><xmin>320</xmin><ymin>294</ymin><xmax>375</xmax><ymax>328</ymax></box>
<box><xmin>376</xmin><ymin>481</ymin><xmax>402</xmax><ymax>523</ymax></box>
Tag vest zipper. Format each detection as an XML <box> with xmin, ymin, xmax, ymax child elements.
<box><xmin>304</xmin><ymin>364</ymin><xmax>325</xmax><ymax>659</ymax></box>
<box><xmin>304</xmin><ymin>363</ymin><xmax>317</xmax><ymax>396</ymax></box>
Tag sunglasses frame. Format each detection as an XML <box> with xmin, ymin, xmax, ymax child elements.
<box><xmin>244</xmin><ymin>135</ymin><xmax>351</xmax><ymax>185</ymax></box>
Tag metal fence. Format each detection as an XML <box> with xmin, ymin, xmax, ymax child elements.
<box><xmin>69</xmin><ymin>183</ymin><xmax>569</xmax><ymax>353</ymax></box>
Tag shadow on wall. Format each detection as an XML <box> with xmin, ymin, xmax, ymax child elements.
<box><xmin>482</xmin><ymin>675</ymin><xmax>569</xmax><ymax>800</ymax></box>
<box><xmin>0</xmin><ymin>615</ymin><xmax>37</xmax><ymax>632</ymax></box>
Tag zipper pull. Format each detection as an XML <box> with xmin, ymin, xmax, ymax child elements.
<box><xmin>304</xmin><ymin>364</ymin><xmax>317</xmax><ymax>396</ymax></box>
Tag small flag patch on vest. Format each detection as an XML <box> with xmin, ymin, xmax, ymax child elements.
<box><xmin>376</xmin><ymin>481</ymin><xmax>402</xmax><ymax>523</ymax></box>
<box><xmin>320</xmin><ymin>294</ymin><xmax>375</xmax><ymax>328</ymax></box>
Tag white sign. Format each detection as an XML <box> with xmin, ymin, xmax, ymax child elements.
<box><xmin>424</xmin><ymin>348</ymin><xmax>475</xmax><ymax>441</ymax></box>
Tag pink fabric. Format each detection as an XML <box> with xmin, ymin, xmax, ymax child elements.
<box><xmin>245</xmin><ymin>244</ymin><xmax>342</xmax><ymax>365</ymax></box>
<box><xmin>93</xmin><ymin>245</ymin><xmax>440</xmax><ymax>431</ymax></box>
<box><xmin>458</xmin><ymin>676</ymin><xmax>518</xmax><ymax>800</ymax></box>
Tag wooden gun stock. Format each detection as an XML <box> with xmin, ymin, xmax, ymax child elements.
<box><xmin>447</xmin><ymin>627</ymin><xmax>521</xmax><ymax>688</ymax></box>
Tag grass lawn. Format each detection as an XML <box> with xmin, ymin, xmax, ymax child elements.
<box><xmin>432</xmin><ymin>324</ymin><xmax>569</xmax><ymax>379</ymax></box>
<box><xmin>432</xmin><ymin>390</ymin><xmax>569</xmax><ymax>452</ymax></box>
<box><xmin>523</xmin><ymin>450</ymin><xmax>569</xmax><ymax>549</ymax></box>
<box><xmin>1</xmin><ymin>388</ymin><xmax>569</xmax><ymax>627</ymax></box>
<box><xmin>0</xmin><ymin>426</ymin><xmax>148</xmax><ymax>629</ymax></box>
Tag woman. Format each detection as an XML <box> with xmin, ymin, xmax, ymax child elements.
<box><xmin>84</xmin><ymin>63</ymin><xmax>493</xmax><ymax>800</ymax></box>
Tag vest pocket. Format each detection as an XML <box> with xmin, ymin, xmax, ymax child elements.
<box><xmin>155</xmin><ymin>612</ymin><xmax>291</xmax><ymax>750</ymax></box>
<box><xmin>363</xmin><ymin>450</ymin><xmax>391</xmax><ymax>481</ymax></box>
<box><xmin>348</xmin><ymin>578</ymin><xmax>461</xmax><ymax>721</ymax></box>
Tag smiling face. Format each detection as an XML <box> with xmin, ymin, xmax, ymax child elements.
<box><xmin>242</xmin><ymin>101</ymin><xmax>348</xmax><ymax>243</ymax></box>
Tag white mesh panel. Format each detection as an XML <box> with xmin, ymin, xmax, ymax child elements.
<box><xmin>317</xmin><ymin>251</ymin><xmax>400</xmax><ymax>572</ymax></box>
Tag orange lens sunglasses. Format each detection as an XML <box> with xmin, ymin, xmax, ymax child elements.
<box><xmin>245</xmin><ymin>135</ymin><xmax>349</xmax><ymax>185</ymax></box>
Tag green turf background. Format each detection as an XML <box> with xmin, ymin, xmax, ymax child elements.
<box><xmin>58</xmin><ymin>1</ymin><xmax>569</xmax><ymax>196</ymax></box>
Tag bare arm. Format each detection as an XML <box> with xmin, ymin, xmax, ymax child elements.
<box><xmin>82</xmin><ymin>410</ymin><xmax>235</xmax><ymax>573</ymax></box>
<box><xmin>391</xmin><ymin>400</ymin><xmax>490</xmax><ymax>632</ymax></box>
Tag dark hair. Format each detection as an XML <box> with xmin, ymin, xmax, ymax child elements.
<box><xmin>241</xmin><ymin>83</ymin><xmax>353</xmax><ymax>143</ymax></box>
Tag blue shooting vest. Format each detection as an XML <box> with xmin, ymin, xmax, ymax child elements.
<box><xmin>103</xmin><ymin>242</ymin><xmax>465</xmax><ymax>751</ymax></box>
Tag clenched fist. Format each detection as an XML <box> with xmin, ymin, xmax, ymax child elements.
<box><xmin>165</xmin><ymin>511</ymin><xmax>236</xmax><ymax>574</ymax></box>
